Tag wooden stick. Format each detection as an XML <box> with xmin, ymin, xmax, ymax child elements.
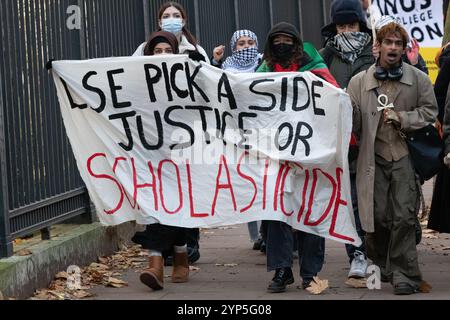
<box><xmin>368</xmin><ymin>0</ymin><xmax>377</xmax><ymax>42</ymax></box>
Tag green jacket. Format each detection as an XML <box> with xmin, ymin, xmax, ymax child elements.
<box><xmin>257</xmin><ymin>42</ymin><xmax>338</xmax><ymax>87</ymax></box>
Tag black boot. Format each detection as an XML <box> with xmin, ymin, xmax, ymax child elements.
<box><xmin>267</xmin><ymin>268</ymin><xmax>294</xmax><ymax>293</ymax></box>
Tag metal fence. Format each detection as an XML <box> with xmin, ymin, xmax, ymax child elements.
<box><xmin>0</xmin><ymin>0</ymin><xmax>146</xmax><ymax>258</ymax></box>
<box><xmin>0</xmin><ymin>0</ymin><xmax>332</xmax><ymax>258</ymax></box>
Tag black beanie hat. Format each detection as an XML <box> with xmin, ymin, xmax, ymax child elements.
<box><xmin>321</xmin><ymin>0</ymin><xmax>371</xmax><ymax>38</ymax></box>
<box><xmin>267</xmin><ymin>22</ymin><xmax>301</xmax><ymax>41</ymax></box>
<box><xmin>264</xmin><ymin>22</ymin><xmax>303</xmax><ymax>58</ymax></box>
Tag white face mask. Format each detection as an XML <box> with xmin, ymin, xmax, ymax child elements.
<box><xmin>161</xmin><ymin>18</ymin><xmax>183</xmax><ymax>35</ymax></box>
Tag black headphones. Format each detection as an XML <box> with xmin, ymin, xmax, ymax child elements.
<box><xmin>374</xmin><ymin>59</ymin><xmax>403</xmax><ymax>81</ymax></box>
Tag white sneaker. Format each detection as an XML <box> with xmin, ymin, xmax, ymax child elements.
<box><xmin>348</xmin><ymin>251</ymin><xmax>368</xmax><ymax>278</ymax></box>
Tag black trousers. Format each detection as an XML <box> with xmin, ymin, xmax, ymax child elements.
<box><xmin>186</xmin><ymin>228</ymin><xmax>200</xmax><ymax>248</ymax></box>
<box><xmin>132</xmin><ymin>224</ymin><xmax>188</xmax><ymax>256</ymax></box>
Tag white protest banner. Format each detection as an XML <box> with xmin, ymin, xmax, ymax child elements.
<box><xmin>51</xmin><ymin>54</ymin><xmax>360</xmax><ymax>246</ymax></box>
<box><xmin>372</xmin><ymin>0</ymin><xmax>444</xmax><ymax>82</ymax></box>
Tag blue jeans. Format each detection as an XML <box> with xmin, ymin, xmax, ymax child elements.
<box><xmin>266</xmin><ymin>221</ymin><xmax>325</xmax><ymax>283</ymax></box>
<box><xmin>345</xmin><ymin>173</ymin><xmax>366</xmax><ymax>262</ymax></box>
<box><xmin>247</xmin><ymin>221</ymin><xmax>261</xmax><ymax>242</ymax></box>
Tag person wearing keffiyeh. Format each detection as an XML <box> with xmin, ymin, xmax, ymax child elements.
<box><xmin>320</xmin><ymin>0</ymin><xmax>374</xmax><ymax>89</ymax></box>
<box><xmin>212</xmin><ymin>29</ymin><xmax>263</xmax><ymax>73</ymax></box>
<box><xmin>319</xmin><ymin>0</ymin><xmax>373</xmax><ymax>284</ymax></box>
<box><xmin>212</xmin><ymin>30</ymin><xmax>265</xmax><ymax>252</ymax></box>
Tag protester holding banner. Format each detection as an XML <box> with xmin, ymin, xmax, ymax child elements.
<box><xmin>428</xmin><ymin>42</ymin><xmax>450</xmax><ymax>234</ymax></box>
<box><xmin>211</xmin><ymin>30</ymin><xmax>265</xmax><ymax>250</ymax></box>
<box><xmin>132</xmin><ymin>1</ymin><xmax>210</xmax><ymax>265</ymax></box>
<box><xmin>319</xmin><ymin>0</ymin><xmax>372</xmax><ymax>281</ymax></box>
<box><xmin>130</xmin><ymin>31</ymin><xmax>191</xmax><ymax>291</ymax></box>
<box><xmin>347</xmin><ymin>22</ymin><xmax>438</xmax><ymax>295</ymax></box>
<box><xmin>132</xmin><ymin>1</ymin><xmax>209</xmax><ymax>63</ymax></box>
<box><xmin>256</xmin><ymin>22</ymin><xmax>338</xmax><ymax>293</ymax></box>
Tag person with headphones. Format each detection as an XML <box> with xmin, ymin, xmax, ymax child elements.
<box><xmin>347</xmin><ymin>22</ymin><xmax>438</xmax><ymax>295</ymax></box>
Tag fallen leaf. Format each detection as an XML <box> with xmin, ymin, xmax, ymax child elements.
<box><xmin>105</xmin><ymin>277</ymin><xmax>128</xmax><ymax>288</ymax></box>
<box><xmin>55</xmin><ymin>272</ymin><xmax>69</xmax><ymax>280</ymax></box>
<box><xmin>71</xmin><ymin>290</ymin><xmax>93</xmax><ymax>299</ymax></box>
<box><xmin>305</xmin><ymin>277</ymin><xmax>329</xmax><ymax>295</ymax></box>
<box><xmin>89</xmin><ymin>263</ymin><xmax>109</xmax><ymax>270</ymax></box>
<box><xmin>189</xmin><ymin>266</ymin><xmax>200</xmax><ymax>271</ymax></box>
<box><xmin>218</xmin><ymin>226</ymin><xmax>237</xmax><ymax>230</ymax></box>
<box><xmin>98</xmin><ymin>257</ymin><xmax>109</xmax><ymax>264</ymax></box>
<box><xmin>215</xmin><ymin>263</ymin><xmax>238</xmax><ymax>267</ymax></box>
<box><xmin>419</xmin><ymin>280</ymin><xmax>432</xmax><ymax>293</ymax></box>
<box><xmin>129</xmin><ymin>258</ymin><xmax>147</xmax><ymax>263</ymax></box>
<box><xmin>87</xmin><ymin>270</ymin><xmax>105</xmax><ymax>284</ymax></box>
<box><xmin>48</xmin><ymin>290</ymin><xmax>66</xmax><ymax>300</ymax></box>
<box><xmin>13</xmin><ymin>239</ymin><xmax>24</xmax><ymax>245</ymax></box>
<box><xmin>32</xmin><ymin>291</ymin><xmax>51</xmax><ymax>300</ymax></box>
<box><xmin>345</xmin><ymin>278</ymin><xmax>367</xmax><ymax>288</ymax></box>
<box><xmin>16</xmin><ymin>249</ymin><xmax>32</xmax><ymax>256</ymax></box>
<box><xmin>441</xmin><ymin>246</ymin><xmax>450</xmax><ymax>250</ymax></box>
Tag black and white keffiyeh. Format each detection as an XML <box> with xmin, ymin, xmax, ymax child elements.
<box><xmin>329</xmin><ymin>32</ymin><xmax>371</xmax><ymax>64</ymax></box>
<box><xmin>222</xmin><ymin>30</ymin><xmax>262</xmax><ymax>72</ymax></box>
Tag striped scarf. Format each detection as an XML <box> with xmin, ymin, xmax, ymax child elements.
<box><xmin>329</xmin><ymin>32</ymin><xmax>371</xmax><ymax>64</ymax></box>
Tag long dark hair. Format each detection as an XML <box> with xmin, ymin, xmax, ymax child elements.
<box><xmin>157</xmin><ymin>2</ymin><xmax>198</xmax><ymax>47</ymax></box>
<box><xmin>264</xmin><ymin>37</ymin><xmax>304</xmax><ymax>70</ymax></box>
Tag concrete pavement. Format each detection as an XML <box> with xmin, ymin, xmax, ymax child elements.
<box><xmin>87</xmin><ymin>222</ymin><xmax>450</xmax><ymax>300</ymax></box>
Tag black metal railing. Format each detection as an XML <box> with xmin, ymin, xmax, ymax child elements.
<box><xmin>0</xmin><ymin>0</ymin><xmax>146</xmax><ymax>257</ymax></box>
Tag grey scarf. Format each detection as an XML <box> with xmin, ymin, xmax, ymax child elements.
<box><xmin>329</xmin><ymin>32</ymin><xmax>371</xmax><ymax>64</ymax></box>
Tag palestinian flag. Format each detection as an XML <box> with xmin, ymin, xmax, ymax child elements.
<box><xmin>301</xmin><ymin>42</ymin><xmax>340</xmax><ymax>89</ymax></box>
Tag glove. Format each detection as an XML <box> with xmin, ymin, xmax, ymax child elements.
<box><xmin>406</xmin><ymin>38</ymin><xmax>420</xmax><ymax>66</ymax></box>
<box><xmin>188</xmin><ymin>50</ymin><xmax>206</xmax><ymax>62</ymax></box>
<box><xmin>384</xmin><ymin>109</ymin><xmax>401</xmax><ymax>127</ymax></box>
<box><xmin>444</xmin><ymin>153</ymin><xmax>450</xmax><ymax>170</ymax></box>
<box><xmin>46</xmin><ymin>58</ymin><xmax>55</xmax><ymax>71</ymax></box>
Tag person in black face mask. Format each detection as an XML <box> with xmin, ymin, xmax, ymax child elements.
<box><xmin>257</xmin><ymin>22</ymin><xmax>338</xmax><ymax>294</ymax></box>
<box><xmin>258</xmin><ymin>22</ymin><xmax>339</xmax><ymax>85</ymax></box>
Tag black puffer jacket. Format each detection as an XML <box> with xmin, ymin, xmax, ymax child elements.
<box><xmin>435</xmin><ymin>45</ymin><xmax>450</xmax><ymax>124</ymax></box>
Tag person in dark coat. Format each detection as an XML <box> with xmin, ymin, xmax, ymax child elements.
<box><xmin>257</xmin><ymin>22</ymin><xmax>338</xmax><ymax>294</ymax></box>
<box><xmin>428</xmin><ymin>43</ymin><xmax>450</xmax><ymax>233</ymax></box>
<box><xmin>131</xmin><ymin>31</ymin><xmax>190</xmax><ymax>291</ymax></box>
<box><xmin>319</xmin><ymin>0</ymin><xmax>374</xmax><ymax>281</ymax></box>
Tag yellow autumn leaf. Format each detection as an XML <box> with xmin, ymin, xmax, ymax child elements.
<box><xmin>305</xmin><ymin>276</ymin><xmax>329</xmax><ymax>295</ymax></box>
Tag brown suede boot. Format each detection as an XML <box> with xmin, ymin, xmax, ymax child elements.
<box><xmin>140</xmin><ymin>256</ymin><xmax>164</xmax><ymax>290</ymax></box>
<box><xmin>172</xmin><ymin>251</ymin><xmax>189</xmax><ymax>283</ymax></box>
